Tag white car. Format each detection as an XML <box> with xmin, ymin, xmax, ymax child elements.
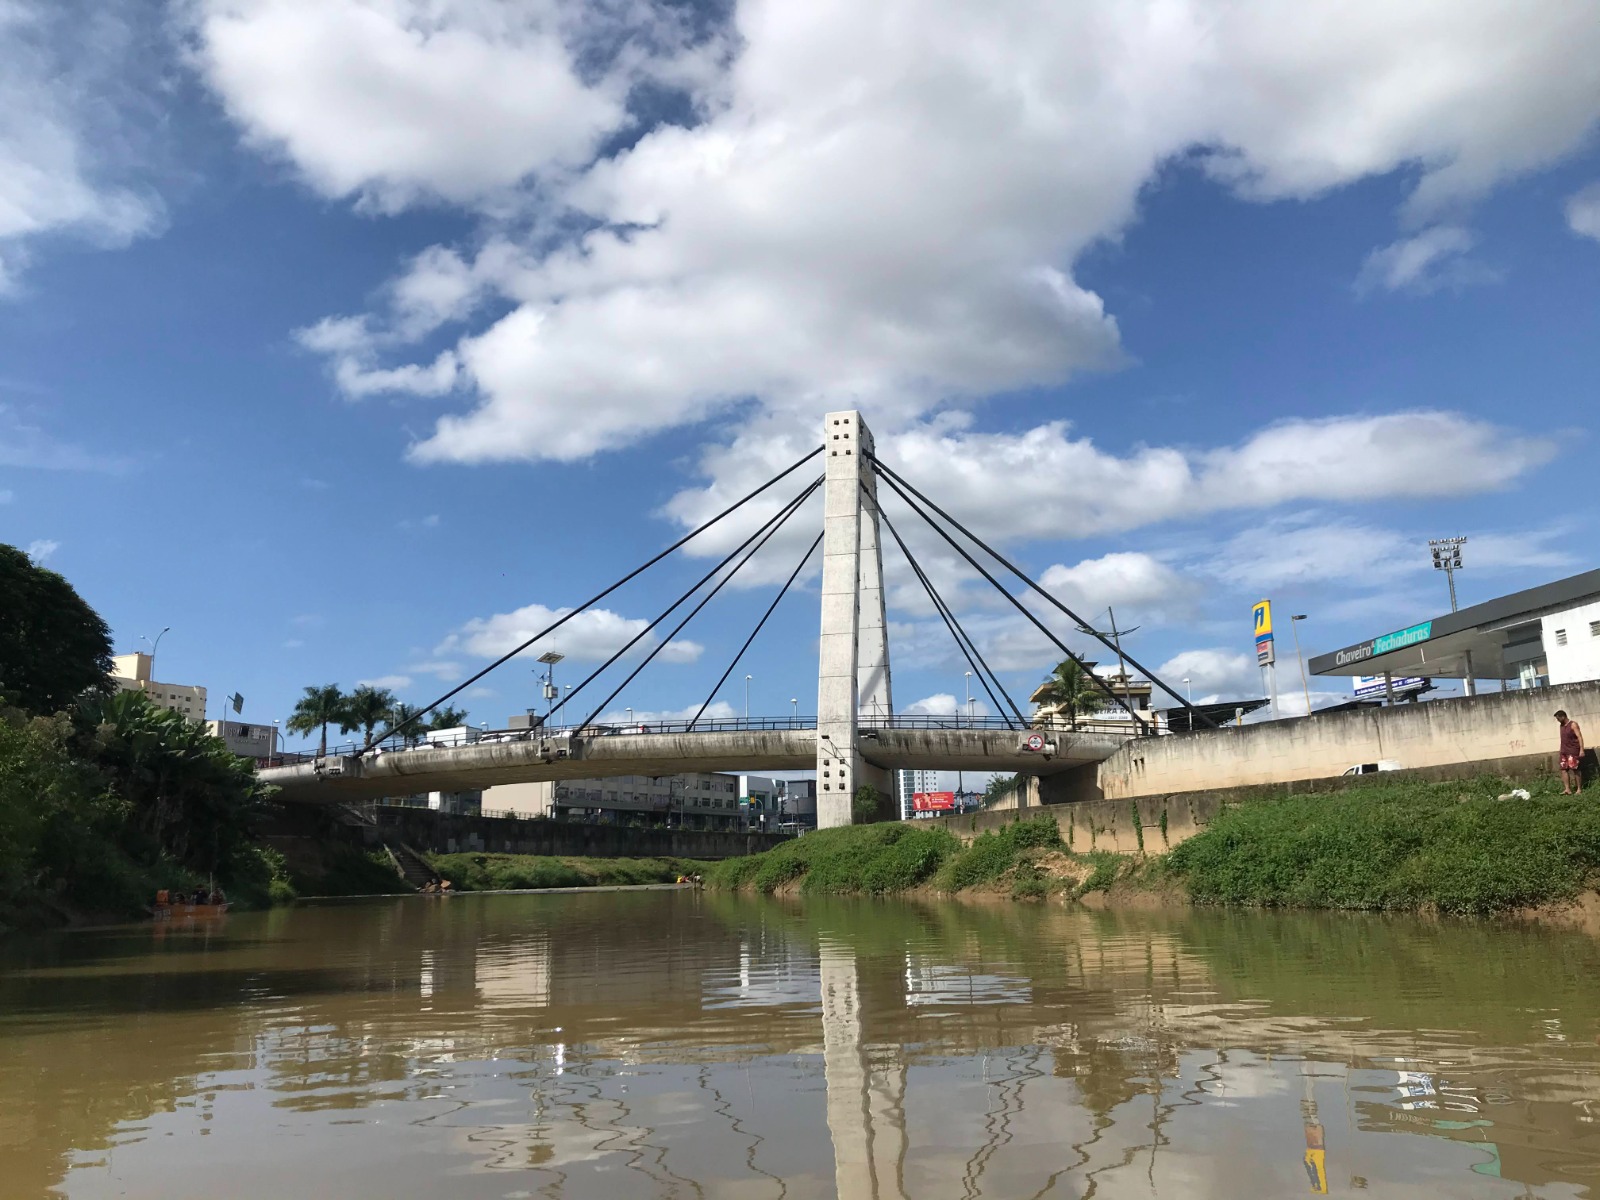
<box><xmin>1343</xmin><ymin>760</ymin><xmax>1402</xmax><ymax>776</ymax></box>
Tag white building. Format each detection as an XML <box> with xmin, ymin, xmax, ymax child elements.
<box><xmin>110</xmin><ymin>653</ymin><xmax>206</xmax><ymax>723</ymax></box>
<box><xmin>895</xmin><ymin>770</ymin><xmax>937</xmax><ymax>820</ymax></box>
<box><xmin>1544</xmin><ymin>599</ymin><xmax>1600</xmax><ymax>686</ymax></box>
<box><xmin>484</xmin><ymin>772</ymin><xmax>744</xmax><ymax>830</ymax></box>
<box><xmin>206</xmin><ymin>719</ymin><xmax>275</xmax><ymax>761</ymax></box>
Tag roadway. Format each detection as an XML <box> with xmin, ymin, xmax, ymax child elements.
<box><xmin>257</xmin><ymin>724</ymin><xmax>1128</xmax><ymax>804</ymax></box>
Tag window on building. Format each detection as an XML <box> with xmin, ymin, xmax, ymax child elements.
<box><xmin>1590</xmin><ymin>620</ymin><xmax>1600</xmax><ymax>638</ymax></box>
<box><xmin>1556</xmin><ymin>629</ymin><xmax>1569</xmax><ymax>646</ymax></box>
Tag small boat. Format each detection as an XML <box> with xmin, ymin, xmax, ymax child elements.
<box><xmin>152</xmin><ymin>889</ymin><xmax>229</xmax><ymax>920</ymax></box>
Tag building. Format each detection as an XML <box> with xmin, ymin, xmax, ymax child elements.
<box><xmin>1310</xmin><ymin>568</ymin><xmax>1600</xmax><ymax>695</ymax></box>
<box><xmin>1028</xmin><ymin>664</ymin><xmax>1164</xmax><ymax>733</ymax></box>
<box><xmin>110</xmin><ymin>653</ymin><xmax>207</xmax><ymax>723</ymax></box>
<box><xmin>895</xmin><ymin>770</ymin><xmax>937</xmax><ymax>820</ymax></box>
<box><xmin>484</xmin><ymin>772</ymin><xmax>744</xmax><ymax>830</ymax></box>
<box><xmin>206</xmin><ymin>719</ymin><xmax>276</xmax><ymax>761</ymax></box>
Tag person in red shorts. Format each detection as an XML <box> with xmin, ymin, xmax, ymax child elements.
<box><xmin>1556</xmin><ymin>710</ymin><xmax>1585</xmax><ymax>795</ymax></box>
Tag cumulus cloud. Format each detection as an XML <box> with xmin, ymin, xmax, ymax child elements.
<box><xmin>217</xmin><ymin>0</ymin><xmax>1600</xmax><ymax>463</ymax></box>
<box><xmin>436</xmin><ymin>602</ymin><xmax>703</xmax><ymax>664</ymax></box>
<box><xmin>0</xmin><ymin>2</ymin><xmax>163</xmax><ymax>290</ymax></box>
<box><xmin>597</xmin><ymin>701</ymin><xmax>737</xmax><ymax>725</ymax></box>
<box><xmin>25</xmin><ymin>538</ymin><xmax>60</xmax><ymax>562</ymax></box>
<box><xmin>1567</xmin><ymin>182</ymin><xmax>1600</xmax><ymax>242</ymax></box>
<box><xmin>1038</xmin><ymin>552</ymin><xmax>1196</xmax><ymax>624</ymax></box>
<box><xmin>1156</xmin><ymin>649</ymin><xmax>1261</xmax><ymax>703</ymax></box>
<box><xmin>1354</xmin><ymin>226</ymin><xmax>1496</xmax><ymax>294</ymax></box>
<box><xmin>903</xmin><ymin>693</ymin><xmax>989</xmax><ymax>718</ymax></box>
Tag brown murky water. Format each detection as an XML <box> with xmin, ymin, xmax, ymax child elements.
<box><xmin>5</xmin><ymin>893</ymin><xmax>1600</xmax><ymax>1198</ymax></box>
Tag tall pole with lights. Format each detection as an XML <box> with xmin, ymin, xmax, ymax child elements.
<box><xmin>1429</xmin><ymin>537</ymin><xmax>1466</xmax><ymax>613</ymax></box>
<box><xmin>1290</xmin><ymin>614</ymin><xmax>1312</xmax><ymax>716</ymax></box>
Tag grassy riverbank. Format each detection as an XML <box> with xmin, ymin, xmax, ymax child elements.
<box><xmin>708</xmin><ymin>775</ymin><xmax>1600</xmax><ymax>916</ymax></box>
<box><xmin>429</xmin><ymin>852</ymin><xmax>712</xmax><ymax>892</ymax></box>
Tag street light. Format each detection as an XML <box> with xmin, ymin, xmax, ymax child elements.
<box><xmin>626</xmin><ymin>707</ymin><xmax>633</xmax><ymax>727</ymax></box>
<box><xmin>1290</xmin><ymin>614</ymin><xmax>1312</xmax><ymax>716</ymax></box>
<box><xmin>537</xmin><ymin>651</ymin><xmax>565</xmax><ymax>715</ymax></box>
<box><xmin>964</xmin><ymin>671</ymin><xmax>973</xmax><ymax>726</ymax></box>
<box><xmin>141</xmin><ymin>626</ymin><xmax>171</xmax><ymax>679</ymax></box>
<box><xmin>745</xmin><ymin>674</ymin><xmax>753</xmax><ymax>722</ymax></box>
<box><xmin>1182</xmin><ymin>677</ymin><xmax>1192</xmax><ymax>704</ymax></box>
<box><xmin>272</xmin><ymin>718</ymin><xmax>280</xmax><ymax>767</ymax></box>
<box><xmin>1429</xmin><ymin>537</ymin><xmax>1466</xmax><ymax>612</ymax></box>
<box><xmin>791</xmin><ymin>697</ymin><xmax>798</xmax><ymax>723</ymax></box>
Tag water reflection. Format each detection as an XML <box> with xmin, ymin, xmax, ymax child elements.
<box><xmin>4</xmin><ymin>896</ymin><xmax>1600</xmax><ymax>1196</ymax></box>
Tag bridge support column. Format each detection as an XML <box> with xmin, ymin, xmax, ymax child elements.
<box><xmin>817</xmin><ymin>410</ymin><xmax>893</xmax><ymax>827</ymax></box>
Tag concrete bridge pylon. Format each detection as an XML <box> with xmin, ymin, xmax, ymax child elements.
<box><xmin>816</xmin><ymin>410</ymin><xmax>894</xmax><ymax>828</ymax></box>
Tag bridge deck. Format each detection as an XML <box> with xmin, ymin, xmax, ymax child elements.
<box><xmin>258</xmin><ymin>727</ymin><xmax>1126</xmax><ymax>804</ymax></box>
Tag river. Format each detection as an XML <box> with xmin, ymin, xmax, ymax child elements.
<box><xmin>4</xmin><ymin>892</ymin><xmax>1600</xmax><ymax>1198</ymax></box>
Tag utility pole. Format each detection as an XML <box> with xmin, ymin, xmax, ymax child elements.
<box><xmin>1429</xmin><ymin>537</ymin><xmax>1465</xmax><ymax>612</ymax></box>
<box><xmin>1076</xmin><ymin>607</ymin><xmax>1137</xmax><ymax>687</ymax></box>
<box><xmin>1290</xmin><ymin>614</ymin><xmax>1312</xmax><ymax>716</ymax></box>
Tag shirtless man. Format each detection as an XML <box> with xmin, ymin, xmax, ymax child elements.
<box><xmin>1557</xmin><ymin>710</ymin><xmax>1585</xmax><ymax>795</ymax></box>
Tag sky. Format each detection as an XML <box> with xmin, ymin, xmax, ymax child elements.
<box><xmin>2</xmin><ymin>0</ymin><xmax>1598</xmax><ymax>753</ymax></box>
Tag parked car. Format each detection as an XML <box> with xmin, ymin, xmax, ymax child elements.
<box><xmin>1343</xmin><ymin>760</ymin><xmax>1402</xmax><ymax>776</ymax></box>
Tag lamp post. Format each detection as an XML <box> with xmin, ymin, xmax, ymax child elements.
<box><xmin>1429</xmin><ymin>537</ymin><xmax>1466</xmax><ymax>612</ymax></box>
<box><xmin>964</xmin><ymin>671</ymin><xmax>973</xmax><ymax>726</ymax></box>
<box><xmin>140</xmin><ymin>626</ymin><xmax>171</xmax><ymax>679</ymax></box>
<box><xmin>1290</xmin><ymin>614</ymin><xmax>1312</xmax><ymax>716</ymax></box>
<box><xmin>1183</xmin><ymin>677</ymin><xmax>1192</xmax><ymax>704</ymax></box>
<box><xmin>272</xmin><ymin>719</ymin><xmax>280</xmax><ymax>767</ymax></box>
<box><xmin>791</xmin><ymin>697</ymin><xmax>798</xmax><ymax>723</ymax></box>
<box><xmin>626</xmin><ymin>707</ymin><xmax>633</xmax><ymax>728</ymax></box>
<box><xmin>537</xmin><ymin>651</ymin><xmax>564</xmax><ymax>716</ymax></box>
<box><xmin>745</xmin><ymin>674</ymin><xmax>752</xmax><ymax>722</ymax></box>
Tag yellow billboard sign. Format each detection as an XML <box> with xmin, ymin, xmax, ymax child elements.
<box><xmin>1252</xmin><ymin>600</ymin><xmax>1273</xmax><ymax>639</ymax></box>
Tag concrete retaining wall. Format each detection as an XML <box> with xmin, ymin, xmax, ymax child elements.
<box><xmin>369</xmin><ymin>808</ymin><xmax>790</xmax><ymax>860</ymax></box>
<box><xmin>1089</xmin><ymin>681</ymin><xmax>1598</xmax><ymax>800</ymax></box>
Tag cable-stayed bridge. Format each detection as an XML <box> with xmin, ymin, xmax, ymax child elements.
<box><xmin>260</xmin><ymin>411</ymin><xmax>1210</xmax><ymax>822</ymax></box>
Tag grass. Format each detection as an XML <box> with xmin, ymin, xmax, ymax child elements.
<box><xmin>933</xmin><ymin>815</ymin><xmax>1063</xmax><ymax>891</ymax></box>
<box><xmin>428</xmin><ymin>852</ymin><xmax>711</xmax><ymax>892</ymax></box>
<box><xmin>1165</xmin><ymin>775</ymin><xmax>1600</xmax><ymax>915</ymax></box>
<box><xmin>706</xmin><ymin>822</ymin><xmax>961</xmax><ymax>895</ymax></box>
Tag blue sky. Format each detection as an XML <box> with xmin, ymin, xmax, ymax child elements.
<box><xmin>2</xmin><ymin>0</ymin><xmax>1598</xmax><ymax>750</ymax></box>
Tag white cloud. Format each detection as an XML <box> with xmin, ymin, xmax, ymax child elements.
<box><xmin>397</xmin><ymin>513</ymin><xmax>443</xmax><ymax>531</ymax></box>
<box><xmin>0</xmin><ymin>2</ymin><xmax>163</xmax><ymax>290</ymax></box>
<box><xmin>903</xmin><ymin>693</ymin><xmax>989</xmax><ymax>718</ymax></box>
<box><xmin>666</xmin><ymin>412</ymin><xmax>1553</xmax><ymax>567</ymax></box>
<box><xmin>1038</xmin><ymin>552</ymin><xmax>1196</xmax><ymax>624</ymax></box>
<box><xmin>357</xmin><ymin>674</ymin><xmax>413</xmax><ymax>691</ymax></box>
<box><xmin>1567</xmin><ymin>182</ymin><xmax>1600</xmax><ymax>242</ymax></box>
<box><xmin>436</xmin><ymin>603</ymin><xmax>703</xmax><ymax>665</ymax></box>
<box><xmin>185</xmin><ymin>0</ymin><xmax>653</xmax><ymax>210</ymax></box>
<box><xmin>1156</xmin><ymin>649</ymin><xmax>1261</xmax><ymax>703</ymax></box>
<box><xmin>232</xmin><ymin>0</ymin><xmax>1600</xmax><ymax>463</ymax></box>
<box><xmin>25</xmin><ymin>538</ymin><xmax>59</xmax><ymax>562</ymax></box>
<box><xmin>0</xmin><ymin>404</ymin><xmax>127</xmax><ymax>470</ymax></box>
<box><xmin>1354</xmin><ymin>226</ymin><xmax>1495</xmax><ymax>295</ymax></box>
<box><xmin>406</xmin><ymin>659</ymin><xmax>462</xmax><ymax>681</ymax></box>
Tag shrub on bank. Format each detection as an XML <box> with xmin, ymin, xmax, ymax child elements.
<box><xmin>429</xmin><ymin>853</ymin><xmax>708</xmax><ymax>891</ymax></box>
<box><xmin>935</xmin><ymin>815</ymin><xmax>1062</xmax><ymax>891</ymax></box>
<box><xmin>706</xmin><ymin>822</ymin><xmax>961</xmax><ymax>895</ymax></box>
<box><xmin>1166</xmin><ymin>775</ymin><xmax>1600</xmax><ymax>915</ymax></box>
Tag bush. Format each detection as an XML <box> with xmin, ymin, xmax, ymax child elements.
<box><xmin>704</xmin><ymin>823</ymin><xmax>960</xmax><ymax>895</ymax></box>
<box><xmin>1166</xmin><ymin>776</ymin><xmax>1600</xmax><ymax>915</ymax></box>
<box><xmin>429</xmin><ymin>853</ymin><xmax>707</xmax><ymax>891</ymax></box>
<box><xmin>936</xmin><ymin>815</ymin><xmax>1063</xmax><ymax>891</ymax></box>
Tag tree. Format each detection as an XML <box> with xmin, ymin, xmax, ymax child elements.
<box><xmin>982</xmin><ymin>773</ymin><xmax>1019</xmax><ymax>805</ymax></box>
<box><xmin>428</xmin><ymin>704</ymin><xmax>470</xmax><ymax>731</ymax></box>
<box><xmin>853</xmin><ymin>783</ymin><xmax>886</xmax><ymax>825</ymax></box>
<box><xmin>1033</xmin><ymin>659</ymin><xmax>1110</xmax><ymax>727</ymax></box>
<box><xmin>286</xmin><ymin>684</ymin><xmax>348</xmax><ymax>756</ymax></box>
<box><xmin>344</xmin><ymin>685</ymin><xmax>396</xmax><ymax>746</ymax></box>
<box><xmin>383</xmin><ymin>702</ymin><xmax>427</xmax><ymax>747</ymax></box>
<box><xmin>0</xmin><ymin>543</ymin><xmax>113</xmax><ymax>716</ymax></box>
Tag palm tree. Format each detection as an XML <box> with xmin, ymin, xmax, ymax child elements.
<box><xmin>344</xmin><ymin>685</ymin><xmax>396</xmax><ymax>747</ymax></box>
<box><xmin>286</xmin><ymin>684</ymin><xmax>349</xmax><ymax>756</ymax></box>
<box><xmin>428</xmin><ymin>704</ymin><xmax>470</xmax><ymax>731</ymax></box>
<box><xmin>383</xmin><ymin>701</ymin><xmax>427</xmax><ymax>747</ymax></box>
<box><xmin>1031</xmin><ymin>659</ymin><xmax>1110</xmax><ymax>728</ymax></box>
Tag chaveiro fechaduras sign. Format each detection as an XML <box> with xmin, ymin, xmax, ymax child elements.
<box><xmin>1333</xmin><ymin>620</ymin><xmax>1434</xmax><ymax>668</ymax></box>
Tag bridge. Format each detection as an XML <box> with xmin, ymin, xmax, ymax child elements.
<box><xmin>261</xmin><ymin>410</ymin><xmax>1209</xmax><ymax>822</ymax></box>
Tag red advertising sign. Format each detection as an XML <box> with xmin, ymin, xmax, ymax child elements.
<box><xmin>912</xmin><ymin>791</ymin><xmax>956</xmax><ymax>812</ymax></box>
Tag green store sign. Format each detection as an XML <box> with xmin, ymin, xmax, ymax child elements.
<box><xmin>1373</xmin><ymin>621</ymin><xmax>1433</xmax><ymax>656</ymax></box>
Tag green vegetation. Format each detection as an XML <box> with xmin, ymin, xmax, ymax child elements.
<box><xmin>0</xmin><ymin>543</ymin><xmax>276</xmax><ymax>931</ymax></box>
<box><xmin>934</xmin><ymin>814</ymin><xmax>1062</xmax><ymax>890</ymax></box>
<box><xmin>852</xmin><ymin>783</ymin><xmax>886</xmax><ymax>824</ymax></box>
<box><xmin>1166</xmin><ymin>775</ymin><xmax>1600</xmax><ymax>915</ymax></box>
<box><xmin>286</xmin><ymin>684</ymin><xmax>470</xmax><ymax>755</ymax></box>
<box><xmin>429</xmin><ymin>852</ymin><xmax>711</xmax><ymax>891</ymax></box>
<box><xmin>708</xmin><ymin>822</ymin><xmax>961</xmax><ymax>895</ymax></box>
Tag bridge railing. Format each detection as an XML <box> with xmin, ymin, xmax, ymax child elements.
<box><xmin>271</xmin><ymin>711</ymin><xmax>1157</xmax><ymax>761</ymax></box>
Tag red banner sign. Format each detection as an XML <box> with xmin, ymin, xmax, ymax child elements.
<box><xmin>912</xmin><ymin>791</ymin><xmax>956</xmax><ymax>812</ymax></box>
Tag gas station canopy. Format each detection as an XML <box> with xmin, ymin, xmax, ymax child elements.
<box><xmin>1309</xmin><ymin>569</ymin><xmax>1600</xmax><ymax>683</ymax></box>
